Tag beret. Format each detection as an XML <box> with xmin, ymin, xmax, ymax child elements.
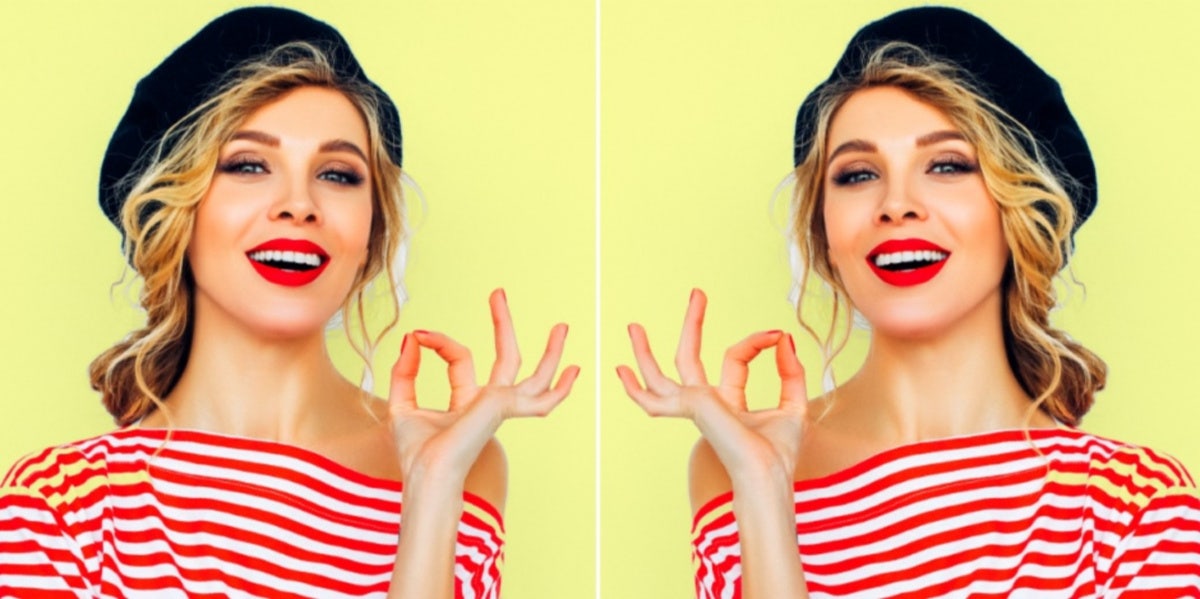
<box><xmin>793</xmin><ymin>6</ymin><xmax>1096</xmax><ymax>232</ymax></box>
<box><xmin>99</xmin><ymin>6</ymin><xmax>402</xmax><ymax>233</ymax></box>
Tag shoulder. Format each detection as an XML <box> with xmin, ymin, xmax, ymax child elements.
<box><xmin>3</xmin><ymin>431</ymin><xmax>133</xmax><ymax>493</ymax></box>
<box><xmin>688</xmin><ymin>437</ymin><xmax>732</xmax><ymax>516</ymax></box>
<box><xmin>464</xmin><ymin>437</ymin><xmax>508</xmax><ymax>514</ymax></box>
<box><xmin>1046</xmin><ymin>429</ymin><xmax>1194</xmax><ymax>490</ymax></box>
<box><xmin>1</xmin><ymin>431</ymin><xmax>146</xmax><ymax>525</ymax></box>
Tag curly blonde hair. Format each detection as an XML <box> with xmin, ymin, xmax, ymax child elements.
<box><xmin>791</xmin><ymin>42</ymin><xmax>1106</xmax><ymax>426</ymax></box>
<box><xmin>91</xmin><ymin>42</ymin><xmax>406</xmax><ymax>426</ymax></box>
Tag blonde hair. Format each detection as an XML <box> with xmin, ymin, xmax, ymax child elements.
<box><xmin>91</xmin><ymin>41</ymin><xmax>405</xmax><ymax>426</ymax></box>
<box><xmin>791</xmin><ymin>42</ymin><xmax>1106</xmax><ymax>426</ymax></box>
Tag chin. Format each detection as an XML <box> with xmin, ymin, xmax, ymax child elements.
<box><xmin>856</xmin><ymin>304</ymin><xmax>959</xmax><ymax>342</ymax></box>
<box><xmin>249</xmin><ymin>305</ymin><xmax>343</xmax><ymax>340</ymax></box>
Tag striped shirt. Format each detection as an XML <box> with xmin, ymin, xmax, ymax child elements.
<box><xmin>0</xmin><ymin>429</ymin><xmax>504</xmax><ymax>598</ymax></box>
<box><xmin>692</xmin><ymin>428</ymin><xmax>1200</xmax><ymax>598</ymax></box>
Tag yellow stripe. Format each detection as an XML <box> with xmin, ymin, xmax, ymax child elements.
<box><xmin>6</xmin><ymin>445</ymin><xmax>152</xmax><ymax>511</ymax></box>
<box><xmin>691</xmin><ymin>497</ymin><xmax>732</xmax><ymax>542</ymax></box>
<box><xmin>462</xmin><ymin>500</ymin><xmax>505</xmax><ymax>542</ymax></box>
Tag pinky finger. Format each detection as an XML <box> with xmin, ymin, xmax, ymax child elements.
<box><xmin>616</xmin><ymin>365</ymin><xmax>672</xmax><ymax>417</ymax></box>
<box><xmin>522</xmin><ymin>365</ymin><xmax>581</xmax><ymax>417</ymax></box>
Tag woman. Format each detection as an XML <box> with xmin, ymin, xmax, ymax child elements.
<box><xmin>618</xmin><ymin>7</ymin><xmax>1200</xmax><ymax>597</ymax></box>
<box><xmin>0</xmin><ymin>7</ymin><xmax>578</xmax><ymax>598</ymax></box>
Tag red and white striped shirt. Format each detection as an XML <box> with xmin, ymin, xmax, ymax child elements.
<box><xmin>692</xmin><ymin>428</ymin><xmax>1200</xmax><ymax>598</ymax></box>
<box><xmin>0</xmin><ymin>429</ymin><xmax>504</xmax><ymax>598</ymax></box>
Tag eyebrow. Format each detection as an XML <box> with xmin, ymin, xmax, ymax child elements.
<box><xmin>826</xmin><ymin>130</ymin><xmax>969</xmax><ymax>164</ymax></box>
<box><xmin>319</xmin><ymin>139</ymin><xmax>369</xmax><ymax>163</ymax></box>
<box><xmin>228</xmin><ymin>130</ymin><xmax>369</xmax><ymax>163</ymax></box>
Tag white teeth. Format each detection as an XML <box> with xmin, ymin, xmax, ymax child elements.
<box><xmin>873</xmin><ymin>250</ymin><xmax>948</xmax><ymax>267</ymax></box>
<box><xmin>249</xmin><ymin>250</ymin><xmax>323</xmax><ymax>266</ymax></box>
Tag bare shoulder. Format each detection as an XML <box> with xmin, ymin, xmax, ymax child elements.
<box><xmin>464</xmin><ymin>437</ymin><xmax>508</xmax><ymax>514</ymax></box>
<box><xmin>688</xmin><ymin>437</ymin><xmax>732</xmax><ymax>516</ymax></box>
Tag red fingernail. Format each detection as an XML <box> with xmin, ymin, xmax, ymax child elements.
<box><xmin>400</xmin><ymin>334</ymin><xmax>410</xmax><ymax>352</ymax></box>
<box><xmin>788</xmin><ymin>334</ymin><xmax>796</xmax><ymax>352</ymax></box>
<box><xmin>414</xmin><ymin>329</ymin><xmax>430</xmax><ymax>335</ymax></box>
<box><xmin>767</xmin><ymin>329</ymin><xmax>783</xmax><ymax>335</ymax></box>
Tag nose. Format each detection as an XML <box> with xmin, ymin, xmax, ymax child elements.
<box><xmin>874</xmin><ymin>173</ymin><xmax>926</xmax><ymax>225</ymax></box>
<box><xmin>269</xmin><ymin>178</ymin><xmax>322</xmax><ymax>225</ymax></box>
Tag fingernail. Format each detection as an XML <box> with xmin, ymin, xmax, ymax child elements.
<box><xmin>499</xmin><ymin>288</ymin><xmax>507</xmax><ymax>302</ymax></box>
<box><xmin>788</xmin><ymin>334</ymin><xmax>796</xmax><ymax>352</ymax></box>
<box><xmin>414</xmin><ymin>329</ymin><xmax>430</xmax><ymax>335</ymax></box>
<box><xmin>767</xmin><ymin>329</ymin><xmax>783</xmax><ymax>335</ymax></box>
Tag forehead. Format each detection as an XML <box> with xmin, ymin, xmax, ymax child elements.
<box><xmin>235</xmin><ymin>86</ymin><xmax>370</xmax><ymax>149</ymax></box>
<box><xmin>826</xmin><ymin>86</ymin><xmax>960</xmax><ymax>146</ymax></box>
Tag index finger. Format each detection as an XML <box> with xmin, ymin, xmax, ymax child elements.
<box><xmin>388</xmin><ymin>333</ymin><xmax>421</xmax><ymax>413</ymax></box>
<box><xmin>412</xmin><ymin>330</ymin><xmax>479</xmax><ymax>408</ymax></box>
<box><xmin>718</xmin><ymin>329</ymin><xmax>785</xmax><ymax>390</ymax></box>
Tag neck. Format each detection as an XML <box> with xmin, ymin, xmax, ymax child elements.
<box><xmin>827</xmin><ymin>292</ymin><xmax>1045</xmax><ymax>444</ymax></box>
<box><xmin>154</xmin><ymin>301</ymin><xmax>366</xmax><ymax>444</ymax></box>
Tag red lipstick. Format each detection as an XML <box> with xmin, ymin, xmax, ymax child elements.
<box><xmin>245</xmin><ymin>239</ymin><xmax>330</xmax><ymax>287</ymax></box>
<box><xmin>866</xmin><ymin>238</ymin><xmax>950</xmax><ymax>287</ymax></box>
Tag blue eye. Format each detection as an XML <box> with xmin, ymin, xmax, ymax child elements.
<box><xmin>833</xmin><ymin>169</ymin><xmax>877</xmax><ymax>186</ymax></box>
<box><xmin>929</xmin><ymin>159</ymin><xmax>977</xmax><ymax>175</ymax></box>
<box><xmin>218</xmin><ymin>158</ymin><xmax>267</xmax><ymax>175</ymax></box>
<box><xmin>319</xmin><ymin>169</ymin><xmax>364</xmax><ymax>186</ymax></box>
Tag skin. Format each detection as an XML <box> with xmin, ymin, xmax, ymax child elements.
<box><xmin>620</xmin><ymin>86</ymin><xmax>1054</xmax><ymax>598</ymax></box>
<box><xmin>139</xmin><ymin>86</ymin><xmax>580</xmax><ymax>599</ymax></box>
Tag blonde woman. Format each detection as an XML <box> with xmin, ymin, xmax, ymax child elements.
<box><xmin>0</xmin><ymin>8</ymin><xmax>577</xmax><ymax>598</ymax></box>
<box><xmin>619</xmin><ymin>7</ymin><xmax>1200</xmax><ymax>597</ymax></box>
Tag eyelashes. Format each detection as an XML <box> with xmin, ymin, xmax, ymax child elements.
<box><xmin>218</xmin><ymin>156</ymin><xmax>267</xmax><ymax>175</ymax></box>
<box><xmin>832</xmin><ymin>168</ymin><xmax>878</xmax><ymax>186</ymax></box>
<box><xmin>216</xmin><ymin>155</ymin><xmax>366</xmax><ymax>186</ymax></box>
<box><xmin>829</xmin><ymin>156</ymin><xmax>979</xmax><ymax>187</ymax></box>
<box><xmin>317</xmin><ymin>168</ymin><xmax>364</xmax><ymax>186</ymax></box>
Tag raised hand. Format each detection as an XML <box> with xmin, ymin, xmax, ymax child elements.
<box><xmin>617</xmin><ymin>289</ymin><xmax>811</xmax><ymax>598</ymax></box>
<box><xmin>616</xmin><ymin>288</ymin><xmax>808</xmax><ymax>481</ymax></box>
<box><xmin>388</xmin><ymin>289</ymin><xmax>580</xmax><ymax>487</ymax></box>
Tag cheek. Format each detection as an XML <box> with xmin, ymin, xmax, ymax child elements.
<box><xmin>821</xmin><ymin>202</ymin><xmax>856</xmax><ymax>271</ymax></box>
<box><xmin>344</xmin><ymin>203</ymin><xmax>374</xmax><ymax>268</ymax></box>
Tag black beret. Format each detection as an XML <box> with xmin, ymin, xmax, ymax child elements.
<box><xmin>99</xmin><ymin>6</ymin><xmax>402</xmax><ymax>233</ymax></box>
<box><xmin>793</xmin><ymin>6</ymin><xmax>1096</xmax><ymax>232</ymax></box>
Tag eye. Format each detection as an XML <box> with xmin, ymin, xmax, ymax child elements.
<box><xmin>928</xmin><ymin>156</ymin><xmax>978</xmax><ymax>175</ymax></box>
<box><xmin>318</xmin><ymin>168</ymin><xmax>365</xmax><ymax>186</ymax></box>
<box><xmin>218</xmin><ymin>156</ymin><xmax>268</xmax><ymax>175</ymax></box>
<box><xmin>832</xmin><ymin>168</ymin><xmax>878</xmax><ymax>186</ymax></box>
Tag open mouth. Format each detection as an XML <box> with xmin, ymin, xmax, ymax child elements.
<box><xmin>247</xmin><ymin>249</ymin><xmax>326</xmax><ymax>272</ymax></box>
<box><xmin>245</xmin><ymin>239</ymin><xmax>331</xmax><ymax>287</ymax></box>
<box><xmin>865</xmin><ymin>240</ymin><xmax>951</xmax><ymax>287</ymax></box>
<box><xmin>870</xmin><ymin>250</ymin><xmax>949</xmax><ymax>272</ymax></box>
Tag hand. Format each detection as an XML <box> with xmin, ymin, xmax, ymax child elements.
<box><xmin>616</xmin><ymin>289</ymin><xmax>808</xmax><ymax>480</ymax></box>
<box><xmin>388</xmin><ymin>289</ymin><xmax>580</xmax><ymax>487</ymax></box>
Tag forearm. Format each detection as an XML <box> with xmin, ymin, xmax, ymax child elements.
<box><xmin>387</xmin><ymin>473</ymin><xmax>465</xmax><ymax>599</ymax></box>
<box><xmin>730</xmin><ymin>467</ymin><xmax>809</xmax><ymax>599</ymax></box>
<box><xmin>691</xmin><ymin>398</ymin><xmax>809</xmax><ymax>598</ymax></box>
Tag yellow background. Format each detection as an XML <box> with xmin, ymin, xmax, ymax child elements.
<box><xmin>0</xmin><ymin>2</ymin><xmax>594</xmax><ymax>597</ymax></box>
<box><xmin>601</xmin><ymin>1</ymin><xmax>1200</xmax><ymax>597</ymax></box>
<box><xmin>3</xmin><ymin>1</ymin><xmax>1199</xmax><ymax>598</ymax></box>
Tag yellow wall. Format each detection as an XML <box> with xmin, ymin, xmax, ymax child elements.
<box><xmin>2</xmin><ymin>2</ymin><xmax>1197</xmax><ymax>598</ymax></box>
